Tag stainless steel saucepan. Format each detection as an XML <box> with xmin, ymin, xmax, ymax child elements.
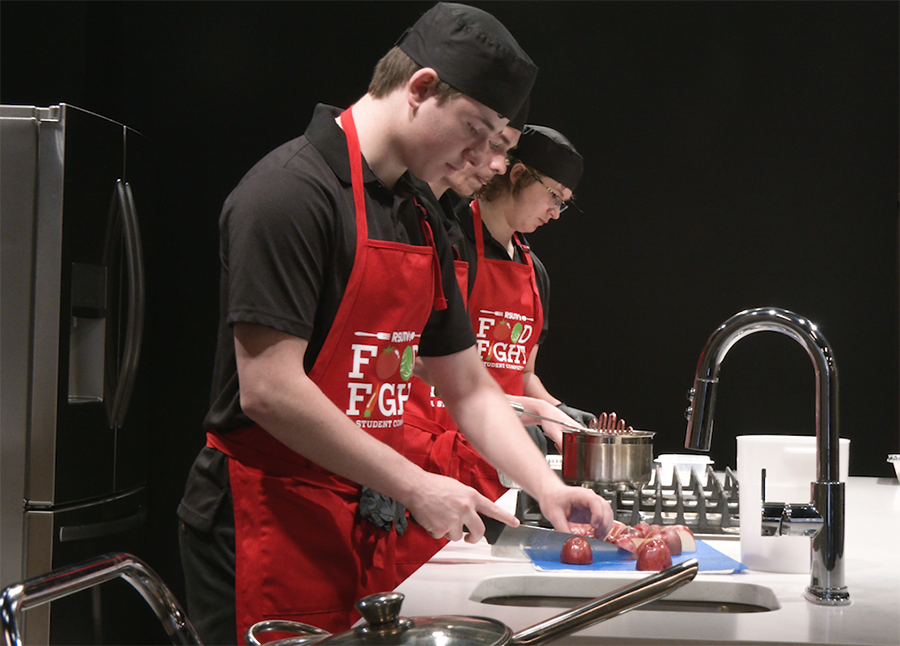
<box><xmin>506</xmin><ymin>400</ymin><xmax>655</xmax><ymax>489</ymax></box>
<box><xmin>561</xmin><ymin>428</ymin><xmax>655</xmax><ymax>489</ymax></box>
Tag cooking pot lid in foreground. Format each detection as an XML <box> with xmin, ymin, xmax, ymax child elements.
<box><xmin>307</xmin><ymin>593</ymin><xmax>513</xmax><ymax>645</ymax></box>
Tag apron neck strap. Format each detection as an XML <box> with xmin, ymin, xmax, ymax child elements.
<box><xmin>471</xmin><ymin>199</ymin><xmax>486</xmax><ymax>259</ymax></box>
<box><xmin>342</xmin><ymin>106</ymin><xmax>446</xmax><ymax>312</ymax></box>
<box><xmin>339</xmin><ymin>106</ymin><xmax>368</xmax><ymax>252</ymax></box>
<box><xmin>471</xmin><ymin>199</ymin><xmax>530</xmax><ymax>265</ymax></box>
<box><xmin>415</xmin><ymin>200</ymin><xmax>448</xmax><ymax>311</ymax></box>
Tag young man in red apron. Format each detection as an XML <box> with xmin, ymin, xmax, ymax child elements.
<box><xmin>178</xmin><ymin>4</ymin><xmax>615</xmax><ymax>644</ymax></box>
<box><xmin>398</xmin><ymin>125</ymin><xmax>623</xmax><ymax>578</ymax></box>
<box><xmin>399</xmin><ymin>116</ymin><xmax>526</xmax><ymax>473</ymax></box>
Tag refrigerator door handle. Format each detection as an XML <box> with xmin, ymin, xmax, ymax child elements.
<box><xmin>59</xmin><ymin>506</ymin><xmax>147</xmax><ymax>543</ymax></box>
<box><xmin>105</xmin><ymin>180</ymin><xmax>145</xmax><ymax>429</ymax></box>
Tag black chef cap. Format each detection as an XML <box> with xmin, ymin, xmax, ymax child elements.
<box><xmin>513</xmin><ymin>125</ymin><xmax>584</xmax><ymax>191</ymax></box>
<box><xmin>508</xmin><ymin>96</ymin><xmax>530</xmax><ymax>132</ymax></box>
<box><xmin>397</xmin><ymin>2</ymin><xmax>537</xmax><ymax>120</ymax></box>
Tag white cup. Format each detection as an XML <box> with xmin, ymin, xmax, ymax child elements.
<box><xmin>654</xmin><ymin>454</ymin><xmax>714</xmax><ymax>486</ymax></box>
<box><xmin>736</xmin><ymin>435</ymin><xmax>850</xmax><ymax>573</ymax></box>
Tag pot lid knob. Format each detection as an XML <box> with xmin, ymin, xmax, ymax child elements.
<box><xmin>355</xmin><ymin>592</ymin><xmax>404</xmax><ymax>628</ymax></box>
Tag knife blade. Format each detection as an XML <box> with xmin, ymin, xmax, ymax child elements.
<box><xmin>478</xmin><ymin>514</ymin><xmax>631</xmax><ymax>561</ymax></box>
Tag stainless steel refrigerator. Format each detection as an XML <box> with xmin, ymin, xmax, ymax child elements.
<box><xmin>1</xmin><ymin>104</ymin><xmax>154</xmax><ymax>643</ymax></box>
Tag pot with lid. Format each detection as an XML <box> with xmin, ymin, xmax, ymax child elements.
<box><xmin>246</xmin><ymin>558</ymin><xmax>698</xmax><ymax>646</ymax></box>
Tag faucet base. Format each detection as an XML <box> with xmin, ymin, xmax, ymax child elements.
<box><xmin>804</xmin><ymin>585</ymin><xmax>851</xmax><ymax>606</ymax></box>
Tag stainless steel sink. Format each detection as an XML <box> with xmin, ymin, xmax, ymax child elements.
<box><xmin>470</xmin><ymin>574</ymin><xmax>780</xmax><ymax>614</ymax></box>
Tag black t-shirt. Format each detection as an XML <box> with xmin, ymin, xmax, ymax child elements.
<box><xmin>409</xmin><ymin>176</ymin><xmax>467</xmax><ymax>255</ymax></box>
<box><xmin>203</xmin><ymin>104</ymin><xmax>475</xmax><ymax>432</ymax></box>
<box><xmin>454</xmin><ymin>199</ymin><xmax>551</xmax><ymax>345</ymax></box>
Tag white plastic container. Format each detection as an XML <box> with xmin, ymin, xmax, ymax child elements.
<box><xmin>653</xmin><ymin>454</ymin><xmax>713</xmax><ymax>486</ymax></box>
<box><xmin>737</xmin><ymin>435</ymin><xmax>849</xmax><ymax>573</ymax></box>
<box><xmin>889</xmin><ymin>454</ymin><xmax>900</xmax><ymax>480</ymax></box>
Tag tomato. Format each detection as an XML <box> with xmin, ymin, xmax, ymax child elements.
<box><xmin>660</xmin><ymin>526</ymin><xmax>683</xmax><ymax>556</ymax></box>
<box><xmin>636</xmin><ymin>536</ymin><xmax>673</xmax><ymax>571</ymax></box>
<box><xmin>376</xmin><ymin>346</ymin><xmax>401</xmax><ymax>380</ymax></box>
<box><xmin>611</xmin><ymin>535</ymin><xmax>638</xmax><ymax>559</ymax></box>
<box><xmin>493</xmin><ymin>320</ymin><xmax>511</xmax><ymax>341</ymax></box>
<box><xmin>568</xmin><ymin>523</ymin><xmax>594</xmax><ymax>537</ymax></box>
<box><xmin>603</xmin><ymin>520</ymin><xmax>626</xmax><ymax>541</ymax></box>
<box><xmin>560</xmin><ymin>536</ymin><xmax>593</xmax><ymax>565</ymax></box>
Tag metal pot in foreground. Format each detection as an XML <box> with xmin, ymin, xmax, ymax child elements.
<box><xmin>0</xmin><ymin>551</ymin><xmax>696</xmax><ymax>646</ymax></box>
<box><xmin>246</xmin><ymin>558</ymin><xmax>698</xmax><ymax>646</ymax></box>
<box><xmin>561</xmin><ymin>429</ymin><xmax>655</xmax><ymax>489</ymax></box>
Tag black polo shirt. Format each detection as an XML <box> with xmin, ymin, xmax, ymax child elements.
<box><xmin>204</xmin><ymin>104</ymin><xmax>475</xmax><ymax>432</ymax></box>
<box><xmin>180</xmin><ymin>104</ymin><xmax>478</xmax><ymax>533</ymax></box>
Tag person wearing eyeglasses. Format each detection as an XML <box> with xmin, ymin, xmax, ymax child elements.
<box><xmin>404</xmin><ymin>122</ymin><xmax>604</xmax><ymax>471</ymax></box>
<box><xmin>394</xmin><ymin>125</ymin><xmax>627</xmax><ymax>581</ymax></box>
<box><xmin>455</xmin><ymin>124</ymin><xmax>629</xmax><ymax>452</ymax></box>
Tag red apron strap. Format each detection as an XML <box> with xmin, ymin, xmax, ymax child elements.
<box><xmin>471</xmin><ymin>198</ymin><xmax>486</xmax><ymax>259</ymax></box>
<box><xmin>340</xmin><ymin>106</ymin><xmax>367</xmax><ymax>263</ymax></box>
<box><xmin>416</xmin><ymin>206</ymin><xmax>448</xmax><ymax>311</ymax></box>
<box><xmin>207</xmin><ymin>428</ymin><xmax>360</xmax><ymax>494</ymax></box>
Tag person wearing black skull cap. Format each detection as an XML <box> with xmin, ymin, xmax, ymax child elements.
<box><xmin>177</xmin><ymin>3</ymin><xmax>613</xmax><ymax>642</ymax></box>
<box><xmin>458</xmin><ymin>125</ymin><xmax>632</xmax><ymax>447</ymax></box>
<box><xmin>397</xmin><ymin>125</ymin><xmax>631</xmax><ymax>578</ymax></box>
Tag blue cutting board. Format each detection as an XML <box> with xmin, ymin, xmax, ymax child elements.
<box><xmin>525</xmin><ymin>539</ymin><xmax>746</xmax><ymax>573</ymax></box>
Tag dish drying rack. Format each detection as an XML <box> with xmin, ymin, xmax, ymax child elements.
<box><xmin>515</xmin><ymin>460</ymin><xmax>741</xmax><ymax>540</ymax></box>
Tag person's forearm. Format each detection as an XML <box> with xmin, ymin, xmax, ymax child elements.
<box><xmin>522</xmin><ymin>371</ymin><xmax>560</xmax><ymax>405</ymax></box>
<box><xmin>522</xmin><ymin>346</ymin><xmax>559</xmax><ymax>405</ymax></box>
<box><xmin>234</xmin><ymin>324</ymin><xmax>523</xmax><ymax>542</ymax></box>
<box><xmin>235</xmin><ymin>325</ymin><xmax>424</xmax><ymax>504</ymax></box>
<box><xmin>427</xmin><ymin>349</ymin><xmax>565</xmax><ymax>501</ymax></box>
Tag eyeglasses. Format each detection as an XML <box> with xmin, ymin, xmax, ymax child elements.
<box><xmin>528</xmin><ymin>171</ymin><xmax>569</xmax><ymax>213</ymax></box>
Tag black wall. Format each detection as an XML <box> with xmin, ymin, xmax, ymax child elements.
<box><xmin>3</xmin><ymin>0</ymin><xmax>897</xmax><ymax>610</ymax></box>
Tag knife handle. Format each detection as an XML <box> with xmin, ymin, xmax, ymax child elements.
<box><xmin>473</xmin><ymin>513</ymin><xmax>507</xmax><ymax>545</ymax></box>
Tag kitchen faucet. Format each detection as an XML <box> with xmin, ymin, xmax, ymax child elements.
<box><xmin>684</xmin><ymin>307</ymin><xmax>849</xmax><ymax>606</ymax></box>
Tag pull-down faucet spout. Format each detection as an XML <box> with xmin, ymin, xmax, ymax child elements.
<box><xmin>684</xmin><ymin>307</ymin><xmax>849</xmax><ymax>605</ymax></box>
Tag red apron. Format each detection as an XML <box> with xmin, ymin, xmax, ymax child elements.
<box><xmin>396</xmin><ymin>199</ymin><xmax>544</xmax><ymax>579</ymax></box>
<box><xmin>207</xmin><ymin>105</ymin><xmax>446</xmax><ymax>640</ymax></box>
<box><xmin>467</xmin><ymin>198</ymin><xmax>544</xmax><ymax>397</ymax></box>
<box><xmin>402</xmin><ymin>250</ymin><xmax>468</xmax><ymax>461</ymax></box>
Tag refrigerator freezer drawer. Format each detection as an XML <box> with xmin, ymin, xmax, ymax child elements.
<box><xmin>21</xmin><ymin>489</ymin><xmax>166</xmax><ymax>644</ymax></box>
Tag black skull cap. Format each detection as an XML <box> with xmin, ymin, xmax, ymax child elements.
<box><xmin>509</xmin><ymin>95</ymin><xmax>530</xmax><ymax>132</ymax></box>
<box><xmin>514</xmin><ymin>125</ymin><xmax>584</xmax><ymax>191</ymax></box>
<box><xmin>397</xmin><ymin>2</ymin><xmax>538</xmax><ymax>120</ymax></box>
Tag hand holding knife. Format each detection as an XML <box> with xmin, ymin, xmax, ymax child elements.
<box><xmin>468</xmin><ymin>513</ymin><xmax>631</xmax><ymax>561</ymax></box>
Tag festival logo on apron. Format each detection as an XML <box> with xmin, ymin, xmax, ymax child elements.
<box><xmin>473</xmin><ymin>308</ymin><xmax>534</xmax><ymax>371</ymax></box>
<box><xmin>348</xmin><ymin>329</ymin><xmax>420</xmax><ymax>424</ymax></box>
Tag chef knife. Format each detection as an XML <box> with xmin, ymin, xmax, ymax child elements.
<box><xmin>477</xmin><ymin>514</ymin><xmax>632</xmax><ymax>561</ymax></box>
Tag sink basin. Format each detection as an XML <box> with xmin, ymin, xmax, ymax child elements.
<box><xmin>470</xmin><ymin>574</ymin><xmax>780</xmax><ymax>614</ymax></box>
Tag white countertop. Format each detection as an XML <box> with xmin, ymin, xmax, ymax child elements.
<box><xmin>395</xmin><ymin>476</ymin><xmax>900</xmax><ymax>645</ymax></box>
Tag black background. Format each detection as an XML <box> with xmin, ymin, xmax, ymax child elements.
<box><xmin>3</xmin><ymin>0</ymin><xmax>897</xmax><ymax>611</ymax></box>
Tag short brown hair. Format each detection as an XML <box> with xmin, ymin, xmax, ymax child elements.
<box><xmin>368</xmin><ymin>47</ymin><xmax>462</xmax><ymax>103</ymax></box>
<box><xmin>477</xmin><ymin>158</ymin><xmax>539</xmax><ymax>202</ymax></box>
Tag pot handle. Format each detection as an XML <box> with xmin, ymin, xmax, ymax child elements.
<box><xmin>510</xmin><ymin>558</ymin><xmax>699</xmax><ymax>645</ymax></box>
<box><xmin>245</xmin><ymin>619</ymin><xmax>330</xmax><ymax>646</ymax></box>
